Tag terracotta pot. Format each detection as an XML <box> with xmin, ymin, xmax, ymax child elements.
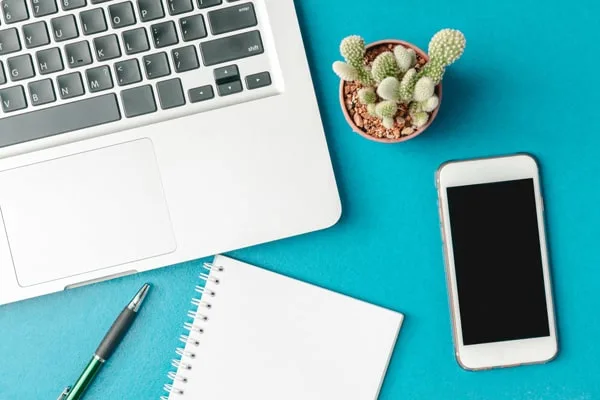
<box><xmin>339</xmin><ymin>39</ymin><xmax>443</xmax><ymax>143</ymax></box>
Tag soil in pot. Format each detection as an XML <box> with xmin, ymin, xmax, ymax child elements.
<box><xmin>342</xmin><ymin>43</ymin><xmax>431</xmax><ymax>141</ymax></box>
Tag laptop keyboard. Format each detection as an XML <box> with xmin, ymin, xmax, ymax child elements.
<box><xmin>0</xmin><ymin>0</ymin><xmax>278</xmax><ymax>148</ymax></box>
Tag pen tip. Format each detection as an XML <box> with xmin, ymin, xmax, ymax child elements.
<box><xmin>128</xmin><ymin>283</ymin><xmax>151</xmax><ymax>312</ymax></box>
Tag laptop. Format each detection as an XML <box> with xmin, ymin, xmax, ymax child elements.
<box><xmin>0</xmin><ymin>0</ymin><xmax>341</xmax><ymax>305</ymax></box>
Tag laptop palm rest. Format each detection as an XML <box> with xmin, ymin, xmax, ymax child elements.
<box><xmin>0</xmin><ymin>139</ymin><xmax>176</xmax><ymax>287</ymax></box>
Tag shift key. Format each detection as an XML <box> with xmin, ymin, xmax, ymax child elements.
<box><xmin>200</xmin><ymin>30</ymin><xmax>263</xmax><ymax>67</ymax></box>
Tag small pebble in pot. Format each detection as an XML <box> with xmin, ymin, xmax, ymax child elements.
<box><xmin>402</xmin><ymin>127</ymin><xmax>415</xmax><ymax>136</ymax></box>
<box><xmin>353</xmin><ymin>113</ymin><xmax>364</xmax><ymax>128</ymax></box>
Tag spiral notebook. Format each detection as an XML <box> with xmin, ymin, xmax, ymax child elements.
<box><xmin>162</xmin><ymin>255</ymin><xmax>403</xmax><ymax>400</ymax></box>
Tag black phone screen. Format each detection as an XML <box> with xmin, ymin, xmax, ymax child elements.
<box><xmin>446</xmin><ymin>178</ymin><xmax>550</xmax><ymax>346</ymax></box>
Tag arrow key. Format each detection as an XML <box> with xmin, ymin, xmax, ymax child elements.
<box><xmin>246</xmin><ymin>71</ymin><xmax>271</xmax><ymax>90</ymax></box>
<box><xmin>214</xmin><ymin>64</ymin><xmax>239</xmax><ymax>85</ymax></box>
<box><xmin>217</xmin><ymin>79</ymin><xmax>242</xmax><ymax>97</ymax></box>
<box><xmin>188</xmin><ymin>84</ymin><xmax>214</xmax><ymax>103</ymax></box>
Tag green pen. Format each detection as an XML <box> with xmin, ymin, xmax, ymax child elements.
<box><xmin>58</xmin><ymin>283</ymin><xmax>150</xmax><ymax>400</ymax></box>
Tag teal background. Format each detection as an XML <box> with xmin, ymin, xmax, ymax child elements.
<box><xmin>2</xmin><ymin>0</ymin><xmax>600</xmax><ymax>398</ymax></box>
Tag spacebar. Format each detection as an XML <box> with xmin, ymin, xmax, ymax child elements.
<box><xmin>0</xmin><ymin>94</ymin><xmax>121</xmax><ymax>148</ymax></box>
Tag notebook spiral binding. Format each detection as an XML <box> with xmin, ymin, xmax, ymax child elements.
<box><xmin>160</xmin><ymin>262</ymin><xmax>224</xmax><ymax>400</ymax></box>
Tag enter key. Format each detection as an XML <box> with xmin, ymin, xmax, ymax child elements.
<box><xmin>208</xmin><ymin>2</ymin><xmax>258</xmax><ymax>35</ymax></box>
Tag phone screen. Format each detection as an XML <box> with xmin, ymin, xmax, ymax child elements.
<box><xmin>446</xmin><ymin>178</ymin><xmax>550</xmax><ymax>346</ymax></box>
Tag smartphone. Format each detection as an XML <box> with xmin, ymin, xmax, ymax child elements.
<box><xmin>436</xmin><ymin>154</ymin><xmax>558</xmax><ymax>371</ymax></box>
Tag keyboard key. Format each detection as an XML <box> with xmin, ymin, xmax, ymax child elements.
<box><xmin>0</xmin><ymin>28</ymin><xmax>22</xmax><ymax>56</ymax></box>
<box><xmin>121</xmin><ymin>84</ymin><xmax>156</xmax><ymax>117</ymax></box>
<box><xmin>214</xmin><ymin>64</ymin><xmax>238</xmax><ymax>84</ymax></box>
<box><xmin>197</xmin><ymin>0</ymin><xmax>221</xmax><ymax>9</ymax></box>
<box><xmin>122</xmin><ymin>27</ymin><xmax>149</xmax><ymax>54</ymax></box>
<box><xmin>60</xmin><ymin>0</ymin><xmax>86</xmax><ymax>11</ymax></box>
<box><xmin>65</xmin><ymin>41</ymin><xmax>92</xmax><ymax>68</ymax></box>
<box><xmin>0</xmin><ymin>85</ymin><xmax>27</xmax><ymax>112</ymax></box>
<box><xmin>157</xmin><ymin>78</ymin><xmax>185</xmax><ymax>109</ymax></box>
<box><xmin>0</xmin><ymin>94</ymin><xmax>120</xmax><ymax>148</ymax></box>
<box><xmin>28</xmin><ymin>78</ymin><xmax>56</xmax><ymax>106</ymax></box>
<box><xmin>51</xmin><ymin>15</ymin><xmax>79</xmax><ymax>42</ymax></box>
<box><xmin>151</xmin><ymin>21</ymin><xmax>178</xmax><ymax>48</ymax></box>
<box><xmin>0</xmin><ymin>63</ymin><xmax>5</xmax><ymax>85</ymax></box>
<box><xmin>138</xmin><ymin>0</ymin><xmax>164</xmax><ymax>22</ymax></box>
<box><xmin>109</xmin><ymin>2</ymin><xmax>136</xmax><ymax>29</ymax></box>
<box><xmin>36</xmin><ymin>47</ymin><xmax>64</xmax><ymax>74</ymax></box>
<box><xmin>80</xmin><ymin>8</ymin><xmax>107</xmax><ymax>35</ymax></box>
<box><xmin>246</xmin><ymin>71</ymin><xmax>271</xmax><ymax>90</ymax></box>
<box><xmin>86</xmin><ymin>65</ymin><xmax>113</xmax><ymax>92</ymax></box>
<box><xmin>30</xmin><ymin>0</ymin><xmax>58</xmax><ymax>17</ymax></box>
<box><xmin>57</xmin><ymin>72</ymin><xmax>84</xmax><ymax>99</ymax></box>
<box><xmin>200</xmin><ymin>30</ymin><xmax>263</xmax><ymax>66</ymax></box>
<box><xmin>114</xmin><ymin>59</ymin><xmax>141</xmax><ymax>86</ymax></box>
<box><xmin>166</xmin><ymin>0</ymin><xmax>192</xmax><ymax>15</ymax></box>
<box><xmin>22</xmin><ymin>21</ymin><xmax>50</xmax><ymax>49</ymax></box>
<box><xmin>208</xmin><ymin>2</ymin><xmax>256</xmax><ymax>35</ymax></box>
<box><xmin>172</xmin><ymin>45</ymin><xmax>198</xmax><ymax>73</ymax></box>
<box><xmin>180</xmin><ymin>14</ymin><xmax>206</xmax><ymax>42</ymax></box>
<box><xmin>143</xmin><ymin>52</ymin><xmax>170</xmax><ymax>79</ymax></box>
<box><xmin>94</xmin><ymin>34</ymin><xmax>121</xmax><ymax>61</ymax></box>
<box><xmin>2</xmin><ymin>0</ymin><xmax>29</xmax><ymax>24</ymax></box>
<box><xmin>91</xmin><ymin>0</ymin><xmax>112</xmax><ymax>3</ymax></box>
<box><xmin>217</xmin><ymin>79</ymin><xmax>242</xmax><ymax>96</ymax></box>
<box><xmin>7</xmin><ymin>54</ymin><xmax>35</xmax><ymax>82</ymax></box>
<box><xmin>188</xmin><ymin>84</ymin><xmax>213</xmax><ymax>103</ymax></box>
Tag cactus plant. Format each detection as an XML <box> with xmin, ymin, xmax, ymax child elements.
<box><xmin>377</xmin><ymin>77</ymin><xmax>400</xmax><ymax>101</ymax></box>
<box><xmin>333</xmin><ymin>29</ymin><xmax>465</xmax><ymax>139</ymax></box>
<box><xmin>375</xmin><ymin>100</ymin><xmax>398</xmax><ymax>118</ymax></box>
<box><xmin>394</xmin><ymin>46</ymin><xmax>416</xmax><ymax>73</ymax></box>
<box><xmin>357</xmin><ymin>87</ymin><xmax>377</xmax><ymax>105</ymax></box>
<box><xmin>412</xmin><ymin>112</ymin><xmax>430</xmax><ymax>128</ymax></box>
<box><xmin>332</xmin><ymin>61</ymin><xmax>359</xmax><ymax>82</ymax></box>
<box><xmin>421</xmin><ymin>29</ymin><xmax>466</xmax><ymax>84</ymax></box>
<box><xmin>399</xmin><ymin>68</ymin><xmax>417</xmax><ymax>103</ymax></box>
<box><xmin>421</xmin><ymin>95</ymin><xmax>440</xmax><ymax>113</ymax></box>
<box><xmin>367</xmin><ymin>103</ymin><xmax>377</xmax><ymax>116</ymax></box>
<box><xmin>371</xmin><ymin>52</ymin><xmax>400</xmax><ymax>83</ymax></box>
<box><xmin>413</xmin><ymin>77</ymin><xmax>435</xmax><ymax>102</ymax></box>
<box><xmin>375</xmin><ymin>101</ymin><xmax>398</xmax><ymax>129</ymax></box>
<box><xmin>333</xmin><ymin>36</ymin><xmax>376</xmax><ymax>86</ymax></box>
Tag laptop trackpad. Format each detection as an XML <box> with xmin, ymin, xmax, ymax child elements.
<box><xmin>0</xmin><ymin>139</ymin><xmax>176</xmax><ymax>287</ymax></box>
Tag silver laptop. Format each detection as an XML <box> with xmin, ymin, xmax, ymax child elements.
<box><xmin>0</xmin><ymin>0</ymin><xmax>341</xmax><ymax>304</ymax></box>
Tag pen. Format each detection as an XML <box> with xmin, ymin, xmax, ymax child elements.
<box><xmin>58</xmin><ymin>283</ymin><xmax>151</xmax><ymax>400</ymax></box>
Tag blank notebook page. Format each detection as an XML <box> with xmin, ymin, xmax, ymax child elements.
<box><xmin>166</xmin><ymin>255</ymin><xmax>403</xmax><ymax>400</ymax></box>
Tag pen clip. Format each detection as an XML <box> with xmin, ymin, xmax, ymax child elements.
<box><xmin>57</xmin><ymin>386</ymin><xmax>71</xmax><ymax>400</ymax></box>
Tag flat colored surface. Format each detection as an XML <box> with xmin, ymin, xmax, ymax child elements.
<box><xmin>1</xmin><ymin>0</ymin><xmax>599</xmax><ymax>398</ymax></box>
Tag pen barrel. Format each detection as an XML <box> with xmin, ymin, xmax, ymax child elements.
<box><xmin>64</xmin><ymin>356</ymin><xmax>103</xmax><ymax>400</ymax></box>
<box><xmin>95</xmin><ymin>307</ymin><xmax>136</xmax><ymax>361</ymax></box>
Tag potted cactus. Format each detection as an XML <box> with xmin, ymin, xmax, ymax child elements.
<box><xmin>333</xmin><ymin>29</ymin><xmax>466</xmax><ymax>143</ymax></box>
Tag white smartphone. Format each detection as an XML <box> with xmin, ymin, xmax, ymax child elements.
<box><xmin>436</xmin><ymin>154</ymin><xmax>558</xmax><ymax>371</ymax></box>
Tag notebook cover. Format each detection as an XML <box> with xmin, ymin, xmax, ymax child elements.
<box><xmin>166</xmin><ymin>255</ymin><xmax>403</xmax><ymax>399</ymax></box>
